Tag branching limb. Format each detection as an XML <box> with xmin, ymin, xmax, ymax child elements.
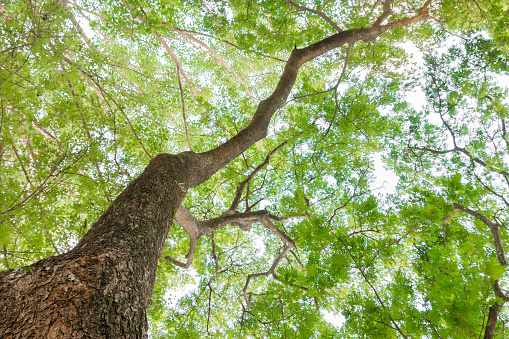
<box><xmin>453</xmin><ymin>203</ymin><xmax>507</xmax><ymax>267</ymax></box>
<box><xmin>167</xmin><ymin>143</ymin><xmax>293</xmax><ymax>268</ymax></box>
<box><xmin>409</xmin><ymin>146</ymin><xmax>509</xmax><ymax>179</ymax></box>
<box><xmin>167</xmin><ymin>208</ymin><xmax>301</xmax><ymax>268</ymax></box>
<box><xmin>283</xmin><ymin>0</ymin><xmax>343</xmax><ymax>32</ymax></box>
<box><xmin>242</xmin><ymin>215</ymin><xmax>296</xmax><ymax>309</ymax></box>
<box><xmin>229</xmin><ymin>141</ymin><xmax>287</xmax><ymax>211</ymax></box>
<box><xmin>452</xmin><ymin>204</ymin><xmax>508</xmax><ymax>339</ymax></box>
<box><xmin>372</xmin><ymin>0</ymin><xmax>394</xmax><ymax>26</ymax></box>
<box><xmin>169</xmin><ymin>208</ymin><xmax>300</xmax><ymax>312</ymax></box>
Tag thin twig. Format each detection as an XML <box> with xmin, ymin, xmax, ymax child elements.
<box><xmin>177</xmin><ymin>69</ymin><xmax>192</xmax><ymax>150</ymax></box>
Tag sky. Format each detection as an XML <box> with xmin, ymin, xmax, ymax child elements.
<box><xmin>74</xmin><ymin>8</ymin><xmax>431</xmax><ymax>330</ymax></box>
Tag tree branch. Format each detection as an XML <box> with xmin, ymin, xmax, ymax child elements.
<box><xmin>229</xmin><ymin>141</ymin><xmax>287</xmax><ymax>211</ymax></box>
<box><xmin>242</xmin><ymin>215</ymin><xmax>295</xmax><ymax>308</ymax></box>
<box><xmin>484</xmin><ymin>303</ymin><xmax>504</xmax><ymax>339</ymax></box>
<box><xmin>183</xmin><ymin>1</ymin><xmax>431</xmax><ymax>187</ymax></box>
<box><xmin>453</xmin><ymin>203</ymin><xmax>507</xmax><ymax>267</ymax></box>
<box><xmin>283</xmin><ymin>0</ymin><xmax>343</xmax><ymax>32</ymax></box>
<box><xmin>155</xmin><ymin>35</ymin><xmax>197</xmax><ymax>96</ymax></box>
<box><xmin>410</xmin><ymin>146</ymin><xmax>509</xmax><ymax>179</ymax></box>
<box><xmin>372</xmin><ymin>0</ymin><xmax>394</xmax><ymax>26</ymax></box>
<box><xmin>176</xmin><ymin>69</ymin><xmax>192</xmax><ymax>151</ymax></box>
<box><xmin>452</xmin><ymin>204</ymin><xmax>509</xmax><ymax>338</ymax></box>
<box><xmin>170</xmin><ymin>30</ymin><xmax>257</xmax><ymax>103</ymax></box>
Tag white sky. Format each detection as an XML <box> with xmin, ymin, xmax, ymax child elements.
<box><xmin>72</xmin><ymin>9</ymin><xmax>436</xmax><ymax>331</ymax></box>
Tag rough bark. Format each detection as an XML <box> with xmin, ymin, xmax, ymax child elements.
<box><xmin>484</xmin><ymin>304</ymin><xmax>504</xmax><ymax>339</ymax></box>
<box><xmin>0</xmin><ymin>153</ymin><xmax>189</xmax><ymax>338</ymax></box>
<box><xmin>0</xmin><ymin>3</ymin><xmax>431</xmax><ymax>337</ymax></box>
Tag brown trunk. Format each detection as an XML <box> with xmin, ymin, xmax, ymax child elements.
<box><xmin>0</xmin><ymin>153</ymin><xmax>189</xmax><ymax>338</ymax></box>
<box><xmin>0</xmin><ymin>4</ymin><xmax>431</xmax><ymax>336</ymax></box>
<box><xmin>483</xmin><ymin>303</ymin><xmax>503</xmax><ymax>339</ymax></box>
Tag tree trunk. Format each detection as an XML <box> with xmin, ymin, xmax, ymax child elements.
<box><xmin>0</xmin><ymin>153</ymin><xmax>189</xmax><ymax>338</ymax></box>
<box><xmin>484</xmin><ymin>304</ymin><xmax>503</xmax><ymax>339</ymax></box>
<box><xmin>0</xmin><ymin>4</ymin><xmax>430</xmax><ymax>336</ymax></box>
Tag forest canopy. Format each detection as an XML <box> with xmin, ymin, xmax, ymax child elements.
<box><xmin>1</xmin><ymin>0</ymin><xmax>509</xmax><ymax>337</ymax></box>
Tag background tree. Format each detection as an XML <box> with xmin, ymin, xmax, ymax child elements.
<box><xmin>0</xmin><ymin>0</ymin><xmax>508</xmax><ymax>337</ymax></box>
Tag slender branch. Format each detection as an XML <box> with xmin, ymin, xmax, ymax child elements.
<box><xmin>229</xmin><ymin>141</ymin><xmax>287</xmax><ymax>211</ymax></box>
<box><xmin>342</xmin><ymin>239</ymin><xmax>409</xmax><ymax>338</ymax></box>
<box><xmin>43</xmin><ymin>223</ymin><xmax>61</xmax><ymax>255</ymax></box>
<box><xmin>155</xmin><ymin>35</ymin><xmax>197</xmax><ymax>96</ymax></box>
<box><xmin>177</xmin><ymin>69</ymin><xmax>192</xmax><ymax>150</ymax></box>
<box><xmin>283</xmin><ymin>0</ymin><xmax>343</xmax><ymax>32</ymax></box>
<box><xmin>62</xmin><ymin>56</ymin><xmax>152</xmax><ymax>161</ymax></box>
<box><xmin>30</xmin><ymin>122</ymin><xmax>61</xmax><ymax>149</ymax></box>
<box><xmin>336</xmin><ymin>42</ymin><xmax>353</xmax><ymax>85</ymax></box>
<box><xmin>453</xmin><ymin>203</ymin><xmax>507</xmax><ymax>267</ymax></box>
<box><xmin>242</xmin><ymin>216</ymin><xmax>295</xmax><ymax>308</ymax></box>
<box><xmin>1</xmin><ymin>155</ymin><xmax>66</xmax><ymax>215</ymax></box>
<box><xmin>11</xmin><ymin>144</ymin><xmax>32</xmax><ymax>188</ymax></box>
<box><xmin>170</xmin><ymin>30</ymin><xmax>257</xmax><ymax>103</ymax></box>
<box><xmin>409</xmin><ymin>146</ymin><xmax>509</xmax><ymax>179</ymax></box>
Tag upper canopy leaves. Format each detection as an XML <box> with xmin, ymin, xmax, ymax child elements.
<box><xmin>1</xmin><ymin>0</ymin><xmax>509</xmax><ymax>337</ymax></box>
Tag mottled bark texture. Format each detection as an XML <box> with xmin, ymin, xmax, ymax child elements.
<box><xmin>484</xmin><ymin>304</ymin><xmax>504</xmax><ymax>339</ymax></box>
<box><xmin>0</xmin><ymin>153</ymin><xmax>189</xmax><ymax>338</ymax></box>
<box><xmin>0</xmin><ymin>3</ymin><xmax>430</xmax><ymax>337</ymax></box>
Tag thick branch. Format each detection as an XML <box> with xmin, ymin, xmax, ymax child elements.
<box><xmin>493</xmin><ymin>281</ymin><xmax>509</xmax><ymax>302</ymax></box>
<box><xmin>164</xmin><ymin>205</ymin><xmax>200</xmax><ymax>268</ymax></box>
<box><xmin>372</xmin><ymin>0</ymin><xmax>394</xmax><ymax>26</ymax></box>
<box><xmin>484</xmin><ymin>304</ymin><xmax>504</xmax><ymax>339</ymax></box>
<box><xmin>184</xmin><ymin>2</ymin><xmax>431</xmax><ymax>187</ymax></box>
<box><xmin>199</xmin><ymin>210</ymin><xmax>270</xmax><ymax>237</ymax></box>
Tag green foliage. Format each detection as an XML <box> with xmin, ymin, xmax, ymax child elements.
<box><xmin>1</xmin><ymin>0</ymin><xmax>509</xmax><ymax>337</ymax></box>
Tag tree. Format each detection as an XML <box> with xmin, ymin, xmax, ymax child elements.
<box><xmin>0</xmin><ymin>0</ymin><xmax>508</xmax><ymax>337</ymax></box>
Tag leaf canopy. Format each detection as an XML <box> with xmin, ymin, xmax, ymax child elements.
<box><xmin>1</xmin><ymin>0</ymin><xmax>509</xmax><ymax>337</ymax></box>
